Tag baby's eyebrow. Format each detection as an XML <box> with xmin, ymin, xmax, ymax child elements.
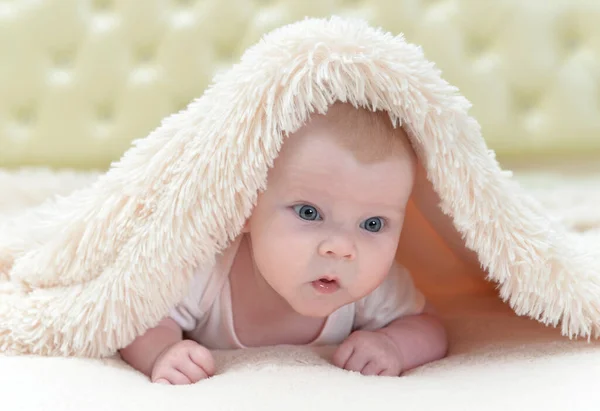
<box><xmin>366</xmin><ymin>205</ymin><xmax>406</xmax><ymax>218</ymax></box>
<box><xmin>282</xmin><ymin>186</ymin><xmax>315</xmax><ymax>201</ymax></box>
<box><xmin>282</xmin><ymin>183</ymin><xmax>407</xmax><ymax>217</ymax></box>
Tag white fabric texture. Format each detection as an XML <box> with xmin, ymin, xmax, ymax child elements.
<box><xmin>169</xmin><ymin>235</ymin><xmax>425</xmax><ymax>349</ymax></box>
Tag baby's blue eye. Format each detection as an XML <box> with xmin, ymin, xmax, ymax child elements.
<box><xmin>293</xmin><ymin>205</ymin><xmax>321</xmax><ymax>221</ymax></box>
<box><xmin>361</xmin><ymin>217</ymin><xmax>384</xmax><ymax>232</ymax></box>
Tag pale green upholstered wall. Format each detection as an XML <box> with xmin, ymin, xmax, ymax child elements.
<box><xmin>1</xmin><ymin>0</ymin><xmax>599</xmax><ymax>169</ymax></box>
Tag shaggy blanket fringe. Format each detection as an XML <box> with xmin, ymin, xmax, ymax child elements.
<box><xmin>0</xmin><ymin>16</ymin><xmax>599</xmax><ymax>358</ymax></box>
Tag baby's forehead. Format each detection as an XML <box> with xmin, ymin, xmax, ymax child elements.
<box><xmin>281</xmin><ymin>106</ymin><xmax>414</xmax><ymax>166</ymax></box>
<box><xmin>269</xmin><ymin>141</ymin><xmax>413</xmax><ymax>206</ymax></box>
<box><xmin>282</xmin><ymin>173</ymin><xmax>407</xmax><ymax>202</ymax></box>
<box><xmin>266</xmin><ymin>105</ymin><xmax>416</xmax><ymax>203</ymax></box>
<box><xmin>277</xmin><ymin>126</ymin><xmax>411</xmax><ymax>171</ymax></box>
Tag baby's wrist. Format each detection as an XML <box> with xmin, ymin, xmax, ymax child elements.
<box><xmin>375</xmin><ymin>328</ymin><xmax>405</xmax><ymax>372</ymax></box>
<box><xmin>153</xmin><ymin>340</ymin><xmax>179</xmax><ymax>364</ymax></box>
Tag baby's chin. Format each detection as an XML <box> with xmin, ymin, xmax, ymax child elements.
<box><xmin>290</xmin><ymin>298</ymin><xmax>347</xmax><ymax>318</ymax></box>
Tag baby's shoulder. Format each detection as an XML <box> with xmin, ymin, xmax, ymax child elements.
<box><xmin>354</xmin><ymin>261</ymin><xmax>419</xmax><ymax>312</ymax></box>
<box><xmin>352</xmin><ymin>262</ymin><xmax>425</xmax><ymax>330</ymax></box>
<box><xmin>180</xmin><ymin>238</ymin><xmax>243</xmax><ymax>304</ymax></box>
<box><xmin>169</xmin><ymin>238</ymin><xmax>243</xmax><ymax>330</ymax></box>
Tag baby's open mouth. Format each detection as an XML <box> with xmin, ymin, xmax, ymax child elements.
<box><xmin>311</xmin><ymin>277</ymin><xmax>340</xmax><ymax>294</ymax></box>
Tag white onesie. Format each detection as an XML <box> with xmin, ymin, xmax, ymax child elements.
<box><xmin>170</xmin><ymin>237</ymin><xmax>425</xmax><ymax>349</ymax></box>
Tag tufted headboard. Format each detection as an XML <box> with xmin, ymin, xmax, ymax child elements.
<box><xmin>1</xmin><ymin>0</ymin><xmax>599</xmax><ymax>170</ymax></box>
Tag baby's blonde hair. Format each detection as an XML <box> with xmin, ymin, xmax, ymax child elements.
<box><xmin>307</xmin><ymin>102</ymin><xmax>416</xmax><ymax>164</ymax></box>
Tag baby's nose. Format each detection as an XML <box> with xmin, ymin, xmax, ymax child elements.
<box><xmin>318</xmin><ymin>235</ymin><xmax>355</xmax><ymax>261</ymax></box>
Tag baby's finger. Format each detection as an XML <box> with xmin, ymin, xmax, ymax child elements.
<box><xmin>343</xmin><ymin>350</ymin><xmax>369</xmax><ymax>373</ymax></box>
<box><xmin>188</xmin><ymin>346</ymin><xmax>216</xmax><ymax>377</ymax></box>
<box><xmin>361</xmin><ymin>361</ymin><xmax>384</xmax><ymax>376</ymax></box>
<box><xmin>176</xmin><ymin>357</ymin><xmax>209</xmax><ymax>383</ymax></box>
<box><xmin>331</xmin><ymin>342</ymin><xmax>354</xmax><ymax>369</ymax></box>
<box><xmin>378</xmin><ymin>366</ymin><xmax>401</xmax><ymax>377</ymax></box>
<box><xmin>152</xmin><ymin>368</ymin><xmax>192</xmax><ymax>385</ymax></box>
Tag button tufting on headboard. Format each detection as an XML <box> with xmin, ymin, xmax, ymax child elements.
<box><xmin>1</xmin><ymin>0</ymin><xmax>599</xmax><ymax>169</ymax></box>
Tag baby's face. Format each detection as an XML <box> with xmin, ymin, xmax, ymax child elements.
<box><xmin>245</xmin><ymin>123</ymin><xmax>415</xmax><ymax>317</ymax></box>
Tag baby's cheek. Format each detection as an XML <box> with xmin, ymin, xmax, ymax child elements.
<box><xmin>351</xmin><ymin>278</ymin><xmax>381</xmax><ymax>300</ymax></box>
<box><xmin>259</xmin><ymin>229</ymin><xmax>304</xmax><ymax>272</ymax></box>
<box><xmin>274</xmin><ymin>225</ymin><xmax>310</xmax><ymax>252</ymax></box>
<box><xmin>357</xmin><ymin>260</ymin><xmax>391</xmax><ymax>292</ymax></box>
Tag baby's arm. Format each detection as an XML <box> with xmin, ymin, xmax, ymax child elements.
<box><xmin>376</xmin><ymin>303</ymin><xmax>448</xmax><ymax>372</ymax></box>
<box><xmin>332</xmin><ymin>303</ymin><xmax>447</xmax><ymax>376</ymax></box>
<box><xmin>332</xmin><ymin>263</ymin><xmax>447</xmax><ymax>376</ymax></box>
<box><xmin>119</xmin><ymin>317</ymin><xmax>183</xmax><ymax>377</ymax></box>
<box><xmin>119</xmin><ymin>317</ymin><xmax>216</xmax><ymax>384</ymax></box>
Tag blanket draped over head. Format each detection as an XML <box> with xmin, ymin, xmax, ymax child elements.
<box><xmin>1</xmin><ymin>16</ymin><xmax>598</xmax><ymax>357</ymax></box>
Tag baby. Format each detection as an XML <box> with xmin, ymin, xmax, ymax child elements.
<box><xmin>120</xmin><ymin>103</ymin><xmax>448</xmax><ymax>384</ymax></box>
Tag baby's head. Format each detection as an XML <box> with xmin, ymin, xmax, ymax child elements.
<box><xmin>244</xmin><ymin>102</ymin><xmax>417</xmax><ymax>317</ymax></box>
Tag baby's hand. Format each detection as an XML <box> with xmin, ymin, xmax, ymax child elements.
<box><xmin>151</xmin><ymin>340</ymin><xmax>216</xmax><ymax>385</ymax></box>
<box><xmin>332</xmin><ymin>330</ymin><xmax>403</xmax><ymax>377</ymax></box>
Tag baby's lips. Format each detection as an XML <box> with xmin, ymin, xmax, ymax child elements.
<box><xmin>317</xmin><ymin>273</ymin><xmax>339</xmax><ymax>283</ymax></box>
<box><xmin>312</xmin><ymin>278</ymin><xmax>341</xmax><ymax>294</ymax></box>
